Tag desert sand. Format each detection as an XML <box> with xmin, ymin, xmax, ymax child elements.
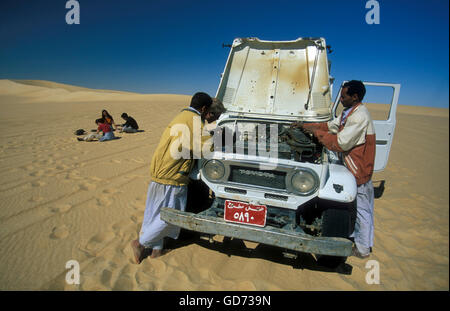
<box><xmin>0</xmin><ymin>79</ymin><xmax>448</xmax><ymax>291</ymax></box>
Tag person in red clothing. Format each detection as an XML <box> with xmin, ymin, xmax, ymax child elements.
<box><xmin>77</xmin><ymin>118</ymin><xmax>116</xmax><ymax>142</ymax></box>
<box><xmin>102</xmin><ymin>110</ymin><xmax>117</xmax><ymax>131</ymax></box>
<box><xmin>295</xmin><ymin>80</ymin><xmax>376</xmax><ymax>259</ymax></box>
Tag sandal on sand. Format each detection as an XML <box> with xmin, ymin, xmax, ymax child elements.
<box><xmin>131</xmin><ymin>240</ymin><xmax>145</xmax><ymax>264</ymax></box>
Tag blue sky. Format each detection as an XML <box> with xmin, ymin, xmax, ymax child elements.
<box><xmin>0</xmin><ymin>0</ymin><xmax>448</xmax><ymax>108</ymax></box>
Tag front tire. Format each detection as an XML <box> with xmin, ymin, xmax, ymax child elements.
<box><xmin>317</xmin><ymin>207</ymin><xmax>352</xmax><ymax>268</ymax></box>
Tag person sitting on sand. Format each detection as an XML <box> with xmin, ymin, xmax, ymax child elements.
<box><xmin>102</xmin><ymin>109</ymin><xmax>117</xmax><ymax>131</ymax></box>
<box><xmin>77</xmin><ymin>118</ymin><xmax>116</xmax><ymax>142</ymax></box>
<box><xmin>119</xmin><ymin>113</ymin><xmax>139</xmax><ymax>133</ymax></box>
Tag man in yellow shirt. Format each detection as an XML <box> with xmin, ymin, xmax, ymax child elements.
<box><xmin>131</xmin><ymin>92</ymin><xmax>213</xmax><ymax>264</ymax></box>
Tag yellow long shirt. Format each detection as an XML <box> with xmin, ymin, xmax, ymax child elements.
<box><xmin>150</xmin><ymin>109</ymin><xmax>211</xmax><ymax>186</ymax></box>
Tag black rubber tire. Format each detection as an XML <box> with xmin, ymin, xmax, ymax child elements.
<box><xmin>185</xmin><ymin>179</ymin><xmax>213</xmax><ymax>214</ymax></box>
<box><xmin>317</xmin><ymin>208</ymin><xmax>351</xmax><ymax>268</ymax></box>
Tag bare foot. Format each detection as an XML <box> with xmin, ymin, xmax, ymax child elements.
<box><xmin>131</xmin><ymin>240</ymin><xmax>145</xmax><ymax>264</ymax></box>
<box><xmin>150</xmin><ymin>248</ymin><xmax>172</xmax><ymax>258</ymax></box>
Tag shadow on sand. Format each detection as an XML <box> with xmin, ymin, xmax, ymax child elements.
<box><xmin>163</xmin><ymin>231</ymin><xmax>353</xmax><ymax>275</ymax></box>
<box><xmin>373</xmin><ymin>180</ymin><xmax>385</xmax><ymax>199</ymax></box>
<box><xmin>147</xmin><ymin>179</ymin><xmax>354</xmax><ymax>275</ymax></box>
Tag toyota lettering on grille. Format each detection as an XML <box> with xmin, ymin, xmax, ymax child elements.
<box><xmin>238</xmin><ymin>169</ymin><xmax>276</xmax><ymax>179</ymax></box>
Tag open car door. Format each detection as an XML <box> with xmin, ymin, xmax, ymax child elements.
<box><xmin>332</xmin><ymin>82</ymin><xmax>401</xmax><ymax>172</ymax></box>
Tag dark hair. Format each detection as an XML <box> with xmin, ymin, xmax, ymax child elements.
<box><xmin>207</xmin><ymin>98</ymin><xmax>226</xmax><ymax>121</ymax></box>
<box><xmin>190</xmin><ymin>92</ymin><xmax>212</xmax><ymax>110</ymax></box>
<box><xmin>102</xmin><ymin>110</ymin><xmax>114</xmax><ymax>121</ymax></box>
<box><xmin>343</xmin><ymin>80</ymin><xmax>366</xmax><ymax>101</ymax></box>
<box><xmin>95</xmin><ymin>118</ymin><xmax>104</xmax><ymax>124</ymax></box>
<box><xmin>121</xmin><ymin>113</ymin><xmax>128</xmax><ymax>119</ymax></box>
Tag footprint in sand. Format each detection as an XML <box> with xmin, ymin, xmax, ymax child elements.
<box><xmin>111</xmin><ymin>219</ymin><xmax>134</xmax><ymax>236</ymax></box>
<box><xmin>41</xmin><ymin>159</ymin><xmax>55</xmax><ymax>165</ymax></box>
<box><xmin>80</xmin><ymin>275</ymin><xmax>108</xmax><ymax>291</ymax></box>
<box><xmin>96</xmin><ymin>196</ymin><xmax>112</xmax><ymax>207</ymax></box>
<box><xmin>100</xmin><ymin>269</ymin><xmax>113</xmax><ymax>288</ymax></box>
<box><xmin>45</xmin><ymin>167</ymin><xmax>57</xmax><ymax>174</ymax></box>
<box><xmin>29</xmin><ymin>170</ymin><xmax>45</xmax><ymax>177</ymax></box>
<box><xmin>29</xmin><ymin>195</ymin><xmax>44</xmax><ymax>202</ymax></box>
<box><xmin>23</xmin><ymin>165</ymin><xmax>35</xmax><ymax>171</ymax></box>
<box><xmin>79</xmin><ymin>182</ymin><xmax>97</xmax><ymax>191</ymax></box>
<box><xmin>50</xmin><ymin>225</ymin><xmax>69</xmax><ymax>239</ymax></box>
<box><xmin>102</xmin><ymin>189</ymin><xmax>117</xmax><ymax>194</ymax></box>
<box><xmin>136</xmin><ymin>195</ymin><xmax>146</xmax><ymax>202</ymax></box>
<box><xmin>56</xmin><ymin>164</ymin><xmax>69</xmax><ymax>170</ymax></box>
<box><xmin>130</xmin><ymin>203</ymin><xmax>141</xmax><ymax>211</ymax></box>
<box><xmin>50</xmin><ymin>204</ymin><xmax>72</xmax><ymax>213</ymax></box>
<box><xmin>32</xmin><ymin>157</ymin><xmax>42</xmax><ymax>164</ymax></box>
<box><xmin>85</xmin><ymin>231</ymin><xmax>116</xmax><ymax>252</ymax></box>
<box><xmin>31</xmin><ymin>180</ymin><xmax>47</xmax><ymax>187</ymax></box>
<box><xmin>110</xmin><ymin>265</ymin><xmax>139</xmax><ymax>290</ymax></box>
<box><xmin>112</xmin><ymin>275</ymin><xmax>135</xmax><ymax>290</ymax></box>
<box><xmin>46</xmin><ymin>276</ymin><xmax>71</xmax><ymax>291</ymax></box>
<box><xmin>65</xmin><ymin>172</ymin><xmax>82</xmax><ymax>181</ymax></box>
<box><xmin>135</xmin><ymin>271</ymin><xmax>156</xmax><ymax>290</ymax></box>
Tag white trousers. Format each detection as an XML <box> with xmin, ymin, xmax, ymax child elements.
<box><xmin>84</xmin><ymin>133</ymin><xmax>102</xmax><ymax>141</ymax></box>
<box><xmin>139</xmin><ymin>181</ymin><xmax>187</xmax><ymax>249</ymax></box>
<box><xmin>350</xmin><ymin>180</ymin><xmax>375</xmax><ymax>255</ymax></box>
<box><xmin>122</xmin><ymin>125</ymin><xmax>137</xmax><ymax>133</ymax></box>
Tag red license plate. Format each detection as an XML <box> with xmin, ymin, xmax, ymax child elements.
<box><xmin>224</xmin><ymin>200</ymin><xmax>267</xmax><ymax>227</ymax></box>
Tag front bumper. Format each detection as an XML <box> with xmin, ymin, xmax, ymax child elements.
<box><xmin>160</xmin><ymin>207</ymin><xmax>352</xmax><ymax>257</ymax></box>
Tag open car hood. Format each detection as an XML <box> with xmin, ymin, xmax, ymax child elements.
<box><xmin>216</xmin><ymin>37</ymin><xmax>333</xmax><ymax>122</ymax></box>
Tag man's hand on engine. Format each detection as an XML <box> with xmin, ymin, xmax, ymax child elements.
<box><xmin>302</xmin><ymin>123</ymin><xmax>319</xmax><ymax>136</ymax></box>
<box><xmin>290</xmin><ymin>121</ymin><xmax>304</xmax><ymax>129</ymax></box>
<box><xmin>290</xmin><ymin>122</ymin><xmax>320</xmax><ymax>136</ymax></box>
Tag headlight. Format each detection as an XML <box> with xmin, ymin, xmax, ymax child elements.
<box><xmin>203</xmin><ymin>160</ymin><xmax>225</xmax><ymax>181</ymax></box>
<box><xmin>291</xmin><ymin>169</ymin><xmax>318</xmax><ymax>195</ymax></box>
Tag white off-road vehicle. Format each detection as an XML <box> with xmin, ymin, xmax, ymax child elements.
<box><xmin>161</xmin><ymin>37</ymin><xmax>400</xmax><ymax>267</ymax></box>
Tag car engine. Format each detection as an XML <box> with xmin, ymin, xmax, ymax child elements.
<box><xmin>212</xmin><ymin>121</ymin><xmax>323</xmax><ymax>164</ymax></box>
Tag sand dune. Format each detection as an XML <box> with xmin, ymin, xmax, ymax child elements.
<box><xmin>0</xmin><ymin>79</ymin><xmax>448</xmax><ymax>290</ymax></box>
<box><xmin>9</xmin><ymin>80</ymin><xmax>135</xmax><ymax>94</ymax></box>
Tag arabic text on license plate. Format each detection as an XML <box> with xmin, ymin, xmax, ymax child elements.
<box><xmin>224</xmin><ymin>200</ymin><xmax>267</xmax><ymax>227</ymax></box>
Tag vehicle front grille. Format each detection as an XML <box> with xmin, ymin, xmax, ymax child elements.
<box><xmin>264</xmin><ymin>193</ymin><xmax>288</xmax><ymax>201</ymax></box>
<box><xmin>224</xmin><ymin>187</ymin><xmax>247</xmax><ymax>195</ymax></box>
<box><xmin>229</xmin><ymin>166</ymin><xmax>286</xmax><ymax>190</ymax></box>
